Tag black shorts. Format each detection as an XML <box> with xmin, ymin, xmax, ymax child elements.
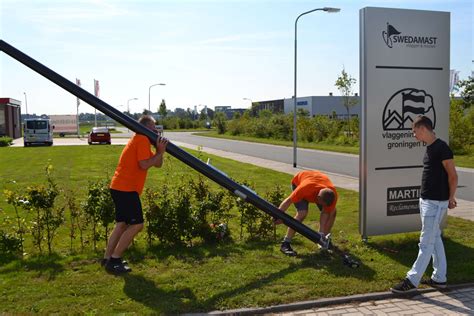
<box><xmin>110</xmin><ymin>189</ymin><xmax>144</xmax><ymax>225</ymax></box>
<box><xmin>291</xmin><ymin>184</ymin><xmax>322</xmax><ymax>212</ymax></box>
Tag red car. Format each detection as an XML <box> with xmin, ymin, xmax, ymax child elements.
<box><xmin>88</xmin><ymin>127</ymin><xmax>111</xmax><ymax>145</ymax></box>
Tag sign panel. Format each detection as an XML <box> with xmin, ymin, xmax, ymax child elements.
<box><xmin>360</xmin><ymin>7</ymin><xmax>450</xmax><ymax>237</ymax></box>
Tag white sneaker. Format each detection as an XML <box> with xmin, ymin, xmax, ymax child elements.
<box><xmin>319</xmin><ymin>233</ymin><xmax>332</xmax><ymax>250</ymax></box>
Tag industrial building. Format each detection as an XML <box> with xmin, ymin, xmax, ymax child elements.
<box><xmin>250</xmin><ymin>95</ymin><xmax>361</xmax><ymax>118</ymax></box>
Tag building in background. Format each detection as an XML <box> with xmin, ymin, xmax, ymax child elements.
<box><xmin>214</xmin><ymin>106</ymin><xmax>231</xmax><ymax>112</ymax></box>
<box><xmin>251</xmin><ymin>99</ymin><xmax>284</xmax><ymax>114</ymax></box>
<box><xmin>252</xmin><ymin>95</ymin><xmax>361</xmax><ymax>118</ymax></box>
<box><xmin>0</xmin><ymin>98</ymin><xmax>21</xmax><ymax>138</ymax></box>
<box><xmin>215</xmin><ymin>106</ymin><xmax>246</xmax><ymax>119</ymax></box>
<box><xmin>283</xmin><ymin>95</ymin><xmax>360</xmax><ymax>118</ymax></box>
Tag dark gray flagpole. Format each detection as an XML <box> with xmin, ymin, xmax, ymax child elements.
<box><xmin>0</xmin><ymin>39</ymin><xmax>324</xmax><ymax>246</ymax></box>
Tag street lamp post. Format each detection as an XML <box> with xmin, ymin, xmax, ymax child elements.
<box><xmin>23</xmin><ymin>92</ymin><xmax>28</xmax><ymax>118</ymax></box>
<box><xmin>127</xmin><ymin>98</ymin><xmax>138</xmax><ymax>114</ymax></box>
<box><xmin>293</xmin><ymin>7</ymin><xmax>340</xmax><ymax>168</ymax></box>
<box><xmin>148</xmin><ymin>83</ymin><xmax>166</xmax><ymax>112</ymax></box>
<box><xmin>243</xmin><ymin>97</ymin><xmax>253</xmax><ymax>107</ymax></box>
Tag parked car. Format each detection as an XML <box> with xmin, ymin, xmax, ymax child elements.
<box><xmin>88</xmin><ymin>127</ymin><xmax>111</xmax><ymax>145</ymax></box>
<box><xmin>23</xmin><ymin>118</ymin><xmax>53</xmax><ymax>147</ymax></box>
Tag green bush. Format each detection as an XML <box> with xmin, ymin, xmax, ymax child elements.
<box><xmin>23</xmin><ymin>165</ymin><xmax>65</xmax><ymax>254</ymax></box>
<box><xmin>144</xmin><ymin>185</ymin><xmax>179</xmax><ymax>246</ymax></box>
<box><xmin>144</xmin><ymin>176</ymin><xmax>234</xmax><ymax>246</ymax></box>
<box><xmin>450</xmin><ymin>99</ymin><xmax>474</xmax><ymax>154</ymax></box>
<box><xmin>0</xmin><ymin>230</ymin><xmax>22</xmax><ymax>257</ymax></box>
<box><xmin>237</xmin><ymin>181</ymin><xmax>275</xmax><ymax>241</ymax></box>
<box><xmin>4</xmin><ymin>189</ymin><xmax>27</xmax><ymax>256</ymax></box>
<box><xmin>213</xmin><ymin>112</ymin><xmax>227</xmax><ymax>134</ymax></box>
<box><xmin>0</xmin><ymin>136</ymin><xmax>13</xmax><ymax>147</ymax></box>
<box><xmin>84</xmin><ymin>179</ymin><xmax>115</xmax><ymax>250</ymax></box>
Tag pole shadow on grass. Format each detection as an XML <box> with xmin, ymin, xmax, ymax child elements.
<box><xmin>0</xmin><ymin>253</ymin><xmax>65</xmax><ymax>281</ymax></box>
<box><xmin>125</xmin><ymin>241</ymin><xmax>246</xmax><ymax>265</ymax></box>
<box><xmin>366</xmin><ymin>237</ymin><xmax>474</xmax><ymax>283</ymax></box>
<box><xmin>121</xmin><ymin>242</ymin><xmax>374</xmax><ymax>313</ymax></box>
<box><xmin>122</xmin><ymin>253</ymin><xmax>374</xmax><ymax>314</ymax></box>
<box><xmin>123</xmin><ymin>274</ymin><xmax>199</xmax><ymax>314</ymax></box>
<box><xmin>200</xmin><ymin>251</ymin><xmax>374</xmax><ymax>310</ymax></box>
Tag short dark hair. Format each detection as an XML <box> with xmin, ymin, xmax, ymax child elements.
<box><xmin>320</xmin><ymin>188</ymin><xmax>336</xmax><ymax>207</ymax></box>
<box><xmin>412</xmin><ymin>115</ymin><xmax>433</xmax><ymax>131</ymax></box>
<box><xmin>139</xmin><ymin>115</ymin><xmax>155</xmax><ymax>126</ymax></box>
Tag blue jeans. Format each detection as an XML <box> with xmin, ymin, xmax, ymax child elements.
<box><xmin>406</xmin><ymin>198</ymin><xmax>448</xmax><ymax>287</ymax></box>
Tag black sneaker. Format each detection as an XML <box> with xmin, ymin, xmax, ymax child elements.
<box><xmin>105</xmin><ymin>259</ymin><xmax>132</xmax><ymax>275</ymax></box>
<box><xmin>100</xmin><ymin>258</ymin><xmax>128</xmax><ymax>267</ymax></box>
<box><xmin>280</xmin><ymin>241</ymin><xmax>297</xmax><ymax>256</ymax></box>
<box><xmin>391</xmin><ymin>278</ymin><xmax>417</xmax><ymax>294</ymax></box>
<box><xmin>421</xmin><ymin>278</ymin><xmax>447</xmax><ymax>289</ymax></box>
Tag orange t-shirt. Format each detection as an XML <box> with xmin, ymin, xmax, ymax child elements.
<box><xmin>110</xmin><ymin>134</ymin><xmax>154</xmax><ymax>195</ymax></box>
<box><xmin>290</xmin><ymin>170</ymin><xmax>338</xmax><ymax>212</ymax></box>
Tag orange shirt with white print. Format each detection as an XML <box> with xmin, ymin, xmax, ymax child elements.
<box><xmin>289</xmin><ymin>170</ymin><xmax>338</xmax><ymax>212</ymax></box>
<box><xmin>110</xmin><ymin>134</ymin><xmax>154</xmax><ymax>195</ymax></box>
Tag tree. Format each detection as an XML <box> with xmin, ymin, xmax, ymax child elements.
<box><xmin>199</xmin><ymin>108</ymin><xmax>208</xmax><ymax>121</ymax></box>
<box><xmin>456</xmin><ymin>76</ymin><xmax>473</xmax><ymax>109</ymax></box>
<box><xmin>335</xmin><ymin>68</ymin><xmax>358</xmax><ymax>135</ymax></box>
<box><xmin>213</xmin><ymin>112</ymin><xmax>227</xmax><ymax>134</ymax></box>
<box><xmin>158</xmin><ymin>99</ymin><xmax>167</xmax><ymax>118</ymax></box>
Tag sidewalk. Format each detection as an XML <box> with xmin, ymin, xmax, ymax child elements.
<box><xmin>173</xmin><ymin>140</ymin><xmax>473</xmax><ymax>222</ymax></box>
<box><xmin>200</xmin><ymin>284</ymin><xmax>473</xmax><ymax>315</ymax></box>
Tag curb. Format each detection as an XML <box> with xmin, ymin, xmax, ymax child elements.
<box><xmin>198</xmin><ymin>282</ymin><xmax>474</xmax><ymax>315</ymax></box>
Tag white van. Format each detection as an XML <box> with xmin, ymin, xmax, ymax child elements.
<box><xmin>23</xmin><ymin>119</ymin><xmax>54</xmax><ymax>147</ymax></box>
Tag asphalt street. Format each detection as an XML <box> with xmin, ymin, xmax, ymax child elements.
<box><xmin>11</xmin><ymin>130</ymin><xmax>473</xmax><ymax>202</ymax></box>
<box><xmin>165</xmin><ymin>132</ymin><xmax>473</xmax><ymax>202</ymax></box>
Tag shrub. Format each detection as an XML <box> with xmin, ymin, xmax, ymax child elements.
<box><xmin>23</xmin><ymin>165</ymin><xmax>64</xmax><ymax>254</ymax></box>
<box><xmin>450</xmin><ymin>98</ymin><xmax>474</xmax><ymax>154</ymax></box>
<box><xmin>0</xmin><ymin>230</ymin><xmax>22</xmax><ymax>257</ymax></box>
<box><xmin>0</xmin><ymin>136</ymin><xmax>13</xmax><ymax>147</ymax></box>
<box><xmin>4</xmin><ymin>189</ymin><xmax>28</xmax><ymax>256</ymax></box>
<box><xmin>144</xmin><ymin>185</ymin><xmax>178</xmax><ymax>246</ymax></box>
<box><xmin>214</xmin><ymin>112</ymin><xmax>227</xmax><ymax>134</ymax></box>
<box><xmin>190</xmin><ymin>177</ymin><xmax>234</xmax><ymax>243</ymax></box>
<box><xmin>84</xmin><ymin>179</ymin><xmax>115</xmax><ymax>250</ymax></box>
<box><xmin>144</xmin><ymin>175</ymin><xmax>235</xmax><ymax>246</ymax></box>
<box><xmin>236</xmin><ymin>181</ymin><xmax>275</xmax><ymax>241</ymax></box>
<box><xmin>64</xmin><ymin>189</ymin><xmax>88</xmax><ymax>252</ymax></box>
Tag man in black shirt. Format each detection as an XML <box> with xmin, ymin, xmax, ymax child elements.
<box><xmin>391</xmin><ymin>116</ymin><xmax>458</xmax><ymax>293</ymax></box>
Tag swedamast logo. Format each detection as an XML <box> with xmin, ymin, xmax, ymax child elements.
<box><xmin>382</xmin><ymin>23</ymin><xmax>437</xmax><ymax>48</ymax></box>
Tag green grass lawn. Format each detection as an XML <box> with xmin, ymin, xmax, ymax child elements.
<box><xmin>194</xmin><ymin>131</ymin><xmax>474</xmax><ymax>168</ymax></box>
<box><xmin>0</xmin><ymin>146</ymin><xmax>473</xmax><ymax>314</ymax></box>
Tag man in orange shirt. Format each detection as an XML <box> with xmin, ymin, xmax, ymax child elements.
<box><xmin>276</xmin><ymin>170</ymin><xmax>338</xmax><ymax>256</ymax></box>
<box><xmin>103</xmin><ymin>115</ymin><xmax>168</xmax><ymax>274</ymax></box>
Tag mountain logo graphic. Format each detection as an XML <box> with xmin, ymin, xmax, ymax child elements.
<box><xmin>382</xmin><ymin>88</ymin><xmax>436</xmax><ymax>131</ymax></box>
<box><xmin>382</xmin><ymin>23</ymin><xmax>401</xmax><ymax>48</ymax></box>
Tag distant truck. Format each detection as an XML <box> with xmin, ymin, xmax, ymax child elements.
<box><xmin>49</xmin><ymin>115</ymin><xmax>78</xmax><ymax>137</ymax></box>
<box><xmin>23</xmin><ymin>118</ymin><xmax>53</xmax><ymax>147</ymax></box>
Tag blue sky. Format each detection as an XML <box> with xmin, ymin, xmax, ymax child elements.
<box><xmin>1</xmin><ymin>0</ymin><xmax>472</xmax><ymax>115</ymax></box>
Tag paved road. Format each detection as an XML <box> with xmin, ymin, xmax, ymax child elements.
<box><xmin>165</xmin><ymin>132</ymin><xmax>474</xmax><ymax>202</ymax></box>
<box><xmin>10</xmin><ymin>131</ymin><xmax>473</xmax><ymax>202</ymax></box>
